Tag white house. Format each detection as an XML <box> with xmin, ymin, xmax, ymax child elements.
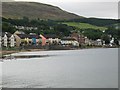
<box><xmin>61</xmin><ymin>37</ymin><xmax>79</xmax><ymax>47</ymax></box>
<box><xmin>96</xmin><ymin>39</ymin><xmax>102</xmax><ymax>46</ymax></box>
<box><xmin>2</xmin><ymin>32</ymin><xmax>16</xmax><ymax>47</ymax></box>
<box><xmin>3</xmin><ymin>34</ymin><xmax>8</xmax><ymax>47</ymax></box>
<box><xmin>48</xmin><ymin>38</ymin><xmax>61</xmax><ymax>44</ymax></box>
<box><xmin>9</xmin><ymin>35</ymin><xmax>15</xmax><ymax>47</ymax></box>
<box><xmin>118</xmin><ymin>40</ymin><xmax>120</xmax><ymax>45</ymax></box>
<box><xmin>109</xmin><ymin>38</ymin><xmax>114</xmax><ymax>46</ymax></box>
<box><xmin>0</xmin><ymin>36</ymin><xmax>1</xmax><ymax>48</ymax></box>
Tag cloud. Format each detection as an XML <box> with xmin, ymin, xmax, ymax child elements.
<box><xmin>15</xmin><ymin>0</ymin><xmax>119</xmax><ymax>2</ymax></box>
<box><xmin>49</xmin><ymin>2</ymin><xmax>118</xmax><ymax>19</ymax></box>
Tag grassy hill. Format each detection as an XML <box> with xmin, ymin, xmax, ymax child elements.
<box><xmin>63</xmin><ymin>22</ymin><xmax>107</xmax><ymax>31</ymax></box>
<box><xmin>2</xmin><ymin>2</ymin><xmax>82</xmax><ymax>20</ymax></box>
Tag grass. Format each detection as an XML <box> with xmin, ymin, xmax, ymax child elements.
<box><xmin>63</xmin><ymin>22</ymin><xmax>107</xmax><ymax>31</ymax></box>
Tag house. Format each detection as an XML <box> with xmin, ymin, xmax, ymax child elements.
<box><xmin>84</xmin><ymin>37</ymin><xmax>90</xmax><ymax>45</ymax></box>
<box><xmin>61</xmin><ymin>37</ymin><xmax>79</xmax><ymax>47</ymax></box>
<box><xmin>119</xmin><ymin>40</ymin><xmax>120</xmax><ymax>45</ymax></box>
<box><xmin>40</xmin><ymin>34</ymin><xmax>46</xmax><ymax>46</ymax></box>
<box><xmin>3</xmin><ymin>33</ymin><xmax>8</xmax><ymax>47</ymax></box>
<box><xmin>95</xmin><ymin>39</ymin><xmax>102</xmax><ymax>46</ymax></box>
<box><xmin>9</xmin><ymin>35</ymin><xmax>15</xmax><ymax>47</ymax></box>
<box><xmin>71</xmin><ymin>32</ymin><xmax>85</xmax><ymax>45</ymax></box>
<box><xmin>109</xmin><ymin>38</ymin><xmax>114</xmax><ymax>46</ymax></box>
<box><xmin>14</xmin><ymin>34</ymin><xmax>28</xmax><ymax>46</ymax></box>
<box><xmin>2</xmin><ymin>32</ymin><xmax>16</xmax><ymax>47</ymax></box>
<box><xmin>14</xmin><ymin>33</ymin><xmax>42</xmax><ymax>46</ymax></box>
<box><xmin>43</xmin><ymin>34</ymin><xmax>61</xmax><ymax>45</ymax></box>
<box><xmin>14</xmin><ymin>26</ymin><xmax>38</xmax><ymax>31</ymax></box>
<box><xmin>28</xmin><ymin>33</ymin><xmax>41</xmax><ymax>45</ymax></box>
<box><xmin>84</xmin><ymin>37</ymin><xmax>96</xmax><ymax>46</ymax></box>
<box><xmin>0</xmin><ymin>35</ymin><xmax>2</xmax><ymax>48</ymax></box>
<box><xmin>14</xmin><ymin>34</ymin><xmax>22</xmax><ymax>47</ymax></box>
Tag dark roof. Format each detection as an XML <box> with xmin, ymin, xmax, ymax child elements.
<box><xmin>28</xmin><ymin>34</ymin><xmax>40</xmax><ymax>39</ymax></box>
<box><xmin>17</xmin><ymin>34</ymin><xmax>41</xmax><ymax>39</ymax></box>
<box><xmin>16</xmin><ymin>34</ymin><xmax>28</xmax><ymax>39</ymax></box>
<box><xmin>44</xmin><ymin>34</ymin><xmax>58</xmax><ymax>39</ymax></box>
<box><xmin>62</xmin><ymin>37</ymin><xmax>76</xmax><ymax>40</ymax></box>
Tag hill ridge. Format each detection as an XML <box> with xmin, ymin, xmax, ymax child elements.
<box><xmin>2</xmin><ymin>2</ymin><xmax>83</xmax><ymax>20</ymax></box>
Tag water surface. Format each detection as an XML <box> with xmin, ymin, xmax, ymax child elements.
<box><xmin>2</xmin><ymin>48</ymin><xmax>118</xmax><ymax>88</ymax></box>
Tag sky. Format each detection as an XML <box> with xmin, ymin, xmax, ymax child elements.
<box><xmin>1</xmin><ymin>0</ymin><xmax>119</xmax><ymax>19</ymax></box>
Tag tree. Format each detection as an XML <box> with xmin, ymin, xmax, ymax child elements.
<box><xmin>82</xmin><ymin>29</ymin><xmax>103</xmax><ymax>40</ymax></box>
<box><xmin>2</xmin><ymin>22</ymin><xmax>16</xmax><ymax>33</ymax></box>
<box><xmin>54</xmin><ymin>24</ymin><xmax>72</xmax><ymax>37</ymax></box>
<box><xmin>101</xmin><ymin>34</ymin><xmax>110</xmax><ymax>44</ymax></box>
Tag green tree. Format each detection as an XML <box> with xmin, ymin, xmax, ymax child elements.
<box><xmin>2</xmin><ymin>22</ymin><xmax>16</xmax><ymax>33</ymax></box>
<box><xmin>101</xmin><ymin>34</ymin><xmax>110</xmax><ymax>44</ymax></box>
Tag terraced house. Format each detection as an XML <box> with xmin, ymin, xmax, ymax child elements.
<box><xmin>1</xmin><ymin>32</ymin><xmax>16</xmax><ymax>47</ymax></box>
<box><xmin>1</xmin><ymin>30</ymin><xmax>81</xmax><ymax>49</ymax></box>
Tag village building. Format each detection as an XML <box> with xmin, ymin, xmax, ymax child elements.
<box><xmin>9</xmin><ymin>35</ymin><xmax>15</xmax><ymax>47</ymax></box>
<box><xmin>95</xmin><ymin>39</ymin><xmax>102</xmax><ymax>46</ymax></box>
<box><xmin>84</xmin><ymin>37</ymin><xmax>91</xmax><ymax>45</ymax></box>
<box><xmin>61</xmin><ymin>37</ymin><xmax>79</xmax><ymax>47</ymax></box>
<box><xmin>119</xmin><ymin>40</ymin><xmax>120</xmax><ymax>45</ymax></box>
<box><xmin>28</xmin><ymin>33</ymin><xmax>41</xmax><ymax>45</ymax></box>
<box><xmin>14</xmin><ymin>26</ymin><xmax>38</xmax><ymax>31</ymax></box>
<box><xmin>43</xmin><ymin>34</ymin><xmax>61</xmax><ymax>45</ymax></box>
<box><xmin>109</xmin><ymin>38</ymin><xmax>114</xmax><ymax>46</ymax></box>
<box><xmin>14</xmin><ymin>33</ymin><xmax>42</xmax><ymax>47</ymax></box>
<box><xmin>3</xmin><ymin>34</ymin><xmax>8</xmax><ymax>47</ymax></box>
<box><xmin>0</xmin><ymin>35</ymin><xmax>2</xmax><ymax>48</ymax></box>
<box><xmin>2</xmin><ymin>32</ymin><xmax>16</xmax><ymax>47</ymax></box>
<box><xmin>71</xmin><ymin>32</ymin><xmax>85</xmax><ymax>45</ymax></box>
<box><xmin>14</xmin><ymin>34</ymin><xmax>28</xmax><ymax>46</ymax></box>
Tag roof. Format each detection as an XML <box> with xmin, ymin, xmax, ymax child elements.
<box><xmin>62</xmin><ymin>37</ymin><xmax>76</xmax><ymax>41</ymax></box>
<box><xmin>14</xmin><ymin>31</ymin><xmax>25</xmax><ymax>34</ymax></box>
<box><xmin>16</xmin><ymin>34</ymin><xmax>41</xmax><ymax>39</ymax></box>
<box><xmin>28</xmin><ymin>34</ymin><xmax>40</xmax><ymax>39</ymax></box>
<box><xmin>16</xmin><ymin>34</ymin><xmax>28</xmax><ymax>39</ymax></box>
<box><xmin>2</xmin><ymin>32</ymin><xmax>12</xmax><ymax>38</ymax></box>
<box><xmin>43</xmin><ymin>34</ymin><xmax>58</xmax><ymax>39</ymax></box>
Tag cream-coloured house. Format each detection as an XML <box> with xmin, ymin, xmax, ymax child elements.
<box><xmin>9</xmin><ymin>35</ymin><xmax>15</xmax><ymax>47</ymax></box>
<box><xmin>2</xmin><ymin>32</ymin><xmax>16</xmax><ymax>47</ymax></box>
<box><xmin>3</xmin><ymin>34</ymin><xmax>8</xmax><ymax>47</ymax></box>
<box><xmin>0</xmin><ymin>36</ymin><xmax>2</xmax><ymax>48</ymax></box>
<box><xmin>61</xmin><ymin>37</ymin><xmax>79</xmax><ymax>47</ymax></box>
<box><xmin>14</xmin><ymin>34</ymin><xmax>21</xmax><ymax>47</ymax></box>
<box><xmin>43</xmin><ymin>34</ymin><xmax>61</xmax><ymax>45</ymax></box>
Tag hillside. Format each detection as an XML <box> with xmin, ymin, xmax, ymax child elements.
<box><xmin>63</xmin><ymin>22</ymin><xmax>107</xmax><ymax>31</ymax></box>
<box><xmin>2</xmin><ymin>2</ymin><xmax>82</xmax><ymax>20</ymax></box>
<box><xmin>67</xmin><ymin>18</ymin><xmax>119</xmax><ymax>26</ymax></box>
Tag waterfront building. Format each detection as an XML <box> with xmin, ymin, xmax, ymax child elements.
<box><xmin>9</xmin><ymin>35</ymin><xmax>15</xmax><ymax>47</ymax></box>
<box><xmin>71</xmin><ymin>32</ymin><xmax>85</xmax><ymax>45</ymax></box>
<box><xmin>61</xmin><ymin>37</ymin><xmax>79</xmax><ymax>47</ymax></box>
<box><xmin>14</xmin><ymin>34</ymin><xmax>28</xmax><ymax>46</ymax></box>
<box><xmin>0</xmin><ymin>36</ymin><xmax>1</xmax><ymax>48</ymax></box>
<box><xmin>40</xmin><ymin>34</ymin><xmax>47</xmax><ymax>46</ymax></box>
<box><xmin>29</xmin><ymin>34</ymin><xmax>41</xmax><ymax>45</ymax></box>
<box><xmin>3</xmin><ymin>34</ymin><xmax>8</xmax><ymax>47</ymax></box>
<box><xmin>43</xmin><ymin>34</ymin><xmax>61</xmax><ymax>45</ymax></box>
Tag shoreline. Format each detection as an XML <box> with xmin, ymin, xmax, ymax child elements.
<box><xmin>0</xmin><ymin>47</ymin><xmax>119</xmax><ymax>61</ymax></box>
<box><xmin>1</xmin><ymin>49</ymin><xmax>46</xmax><ymax>56</ymax></box>
<box><xmin>1</xmin><ymin>46</ymin><xmax>118</xmax><ymax>56</ymax></box>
